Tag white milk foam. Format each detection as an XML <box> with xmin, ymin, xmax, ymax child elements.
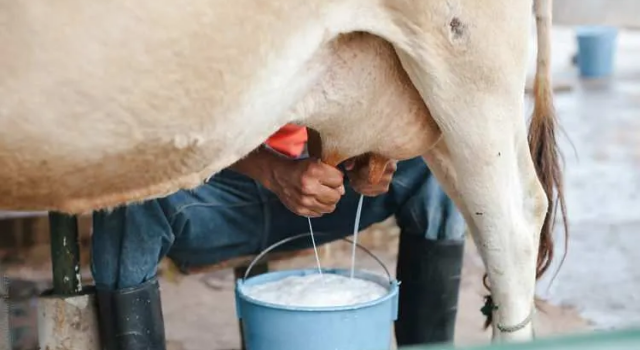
<box><xmin>244</xmin><ymin>273</ymin><xmax>388</xmax><ymax>308</ymax></box>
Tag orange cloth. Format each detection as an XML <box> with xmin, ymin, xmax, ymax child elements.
<box><xmin>265</xmin><ymin>124</ymin><xmax>308</xmax><ymax>158</ymax></box>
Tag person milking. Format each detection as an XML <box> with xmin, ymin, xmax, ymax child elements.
<box><xmin>90</xmin><ymin>124</ymin><xmax>466</xmax><ymax>349</ymax></box>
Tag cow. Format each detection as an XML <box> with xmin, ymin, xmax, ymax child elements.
<box><xmin>0</xmin><ymin>0</ymin><xmax>566</xmax><ymax>342</ymax></box>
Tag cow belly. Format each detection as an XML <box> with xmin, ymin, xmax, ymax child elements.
<box><xmin>0</xmin><ymin>57</ymin><xmax>334</xmax><ymax>214</ymax></box>
<box><xmin>0</xmin><ymin>1</ymin><xmax>440</xmax><ymax>214</ymax></box>
<box><xmin>0</xmin><ymin>118</ymin><xmax>260</xmax><ymax>214</ymax></box>
<box><xmin>0</xmin><ymin>32</ymin><xmax>440</xmax><ymax>215</ymax></box>
<box><xmin>0</xmin><ymin>1</ymin><xmax>353</xmax><ymax>214</ymax></box>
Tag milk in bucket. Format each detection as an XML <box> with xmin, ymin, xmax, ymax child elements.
<box><xmin>243</xmin><ymin>272</ymin><xmax>388</xmax><ymax>307</ymax></box>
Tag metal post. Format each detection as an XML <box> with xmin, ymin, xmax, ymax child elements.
<box><xmin>39</xmin><ymin>212</ymin><xmax>99</xmax><ymax>349</ymax></box>
<box><xmin>48</xmin><ymin>212</ymin><xmax>82</xmax><ymax>296</ymax></box>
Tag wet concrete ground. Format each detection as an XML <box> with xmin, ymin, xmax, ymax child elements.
<box><xmin>533</xmin><ymin>26</ymin><xmax>640</xmax><ymax>331</ymax></box>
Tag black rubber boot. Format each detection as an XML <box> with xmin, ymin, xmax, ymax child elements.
<box><xmin>96</xmin><ymin>277</ymin><xmax>166</xmax><ymax>350</ymax></box>
<box><xmin>394</xmin><ymin>233</ymin><xmax>465</xmax><ymax>346</ymax></box>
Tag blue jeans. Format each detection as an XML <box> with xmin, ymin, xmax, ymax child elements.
<box><xmin>90</xmin><ymin>157</ymin><xmax>465</xmax><ymax>290</ymax></box>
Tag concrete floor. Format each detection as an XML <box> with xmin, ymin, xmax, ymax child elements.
<box><xmin>535</xmin><ymin>26</ymin><xmax>640</xmax><ymax>331</ymax></box>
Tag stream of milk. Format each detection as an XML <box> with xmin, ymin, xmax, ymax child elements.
<box><xmin>350</xmin><ymin>195</ymin><xmax>364</xmax><ymax>278</ymax></box>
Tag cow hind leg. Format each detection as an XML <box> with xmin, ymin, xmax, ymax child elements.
<box><xmin>423</xmin><ymin>117</ymin><xmax>548</xmax><ymax>342</ymax></box>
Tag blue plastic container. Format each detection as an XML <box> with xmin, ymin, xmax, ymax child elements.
<box><xmin>576</xmin><ymin>26</ymin><xmax>618</xmax><ymax>78</ymax></box>
<box><xmin>235</xmin><ymin>268</ymin><xmax>399</xmax><ymax>350</ymax></box>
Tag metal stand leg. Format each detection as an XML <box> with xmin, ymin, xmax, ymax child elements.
<box><xmin>38</xmin><ymin>212</ymin><xmax>100</xmax><ymax>350</ymax></box>
<box><xmin>48</xmin><ymin>212</ymin><xmax>82</xmax><ymax>295</ymax></box>
<box><xmin>234</xmin><ymin>263</ymin><xmax>269</xmax><ymax>350</ymax></box>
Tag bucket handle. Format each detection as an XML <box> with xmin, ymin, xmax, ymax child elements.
<box><xmin>243</xmin><ymin>232</ymin><xmax>392</xmax><ymax>283</ymax></box>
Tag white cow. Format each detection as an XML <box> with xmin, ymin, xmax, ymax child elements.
<box><xmin>0</xmin><ymin>0</ymin><xmax>567</xmax><ymax>342</ymax></box>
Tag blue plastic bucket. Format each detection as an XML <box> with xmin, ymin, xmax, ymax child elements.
<box><xmin>576</xmin><ymin>26</ymin><xmax>618</xmax><ymax>78</ymax></box>
<box><xmin>234</xmin><ymin>234</ymin><xmax>400</xmax><ymax>350</ymax></box>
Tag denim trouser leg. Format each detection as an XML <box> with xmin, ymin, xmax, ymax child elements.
<box><xmin>91</xmin><ymin>157</ymin><xmax>465</xmax><ymax>291</ymax></box>
<box><xmin>393</xmin><ymin>159</ymin><xmax>466</xmax><ymax>241</ymax></box>
<box><xmin>91</xmin><ymin>169</ymin><xmax>268</xmax><ymax>290</ymax></box>
<box><xmin>91</xmin><ymin>201</ymin><xmax>175</xmax><ymax>290</ymax></box>
<box><xmin>91</xmin><ymin>170</ymin><xmax>397</xmax><ymax>289</ymax></box>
